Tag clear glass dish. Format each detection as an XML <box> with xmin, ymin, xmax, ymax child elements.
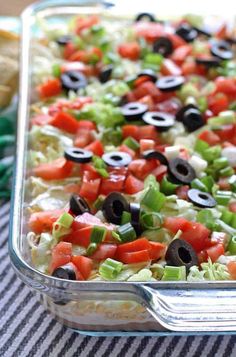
<box><xmin>9</xmin><ymin>0</ymin><xmax>236</xmax><ymax>336</ymax></box>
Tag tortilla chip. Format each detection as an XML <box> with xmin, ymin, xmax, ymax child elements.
<box><xmin>0</xmin><ymin>85</ymin><xmax>12</xmax><ymax>107</ymax></box>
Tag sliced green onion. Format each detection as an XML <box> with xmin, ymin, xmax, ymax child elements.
<box><xmin>86</xmin><ymin>243</ymin><xmax>98</xmax><ymax>256</ymax></box>
<box><xmin>216</xmin><ymin>219</ymin><xmax>236</xmax><ymax>236</ymax></box>
<box><xmin>202</xmin><ymin>145</ymin><xmax>221</xmax><ymax>162</ymax></box>
<box><xmin>219</xmin><ymin>166</ymin><xmax>234</xmax><ymax>177</ymax></box>
<box><xmin>194</xmin><ymin>139</ymin><xmax>209</xmax><ymax>155</ymax></box>
<box><xmin>212</xmin><ymin>157</ymin><xmax>229</xmax><ymax>171</ymax></box>
<box><xmin>214</xmin><ymin>191</ymin><xmax>231</xmax><ymax>205</ymax></box>
<box><xmin>221</xmin><ymin>209</ymin><xmax>234</xmax><ymax>225</ymax></box>
<box><xmin>90</xmin><ymin>226</ymin><xmax>107</xmax><ymax>243</ymax></box>
<box><xmin>228</xmin><ymin>236</ymin><xmax>236</xmax><ymax>255</ymax></box>
<box><xmin>208</xmin><ymin>114</ymin><xmax>235</xmax><ymax>126</ymax></box>
<box><xmin>111</xmin><ymin>230</ymin><xmax>122</xmax><ymax>242</ymax></box>
<box><xmin>141</xmin><ymin>186</ymin><xmax>166</xmax><ymax>212</ymax></box>
<box><xmin>197</xmin><ymin>96</ymin><xmax>208</xmax><ymax>113</ymax></box>
<box><xmin>121</xmin><ymin>211</ymin><xmax>131</xmax><ymax>225</ymax></box>
<box><xmin>191</xmin><ymin>178</ymin><xmax>208</xmax><ymax>192</ymax></box>
<box><xmin>92</xmin><ymin>156</ymin><xmax>109</xmax><ymax>177</ymax></box>
<box><xmin>141</xmin><ymin>212</ymin><xmax>163</xmax><ymax>230</ymax></box>
<box><xmin>144</xmin><ymin>174</ymin><xmax>159</xmax><ymax>190</ymax></box>
<box><xmin>122</xmin><ymin>136</ymin><xmax>140</xmax><ymax>150</ymax></box>
<box><xmin>197</xmin><ymin>209</ymin><xmax>216</xmax><ymax>230</ymax></box>
<box><xmin>52</xmin><ymin>63</ymin><xmax>61</xmax><ymax>77</ymax></box>
<box><xmin>99</xmin><ymin>258</ymin><xmax>123</xmax><ymax>280</ymax></box>
<box><xmin>57</xmin><ymin>212</ymin><xmax>74</xmax><ymax>228</ymax></box>
<box><xmin>150</xmin><ymin>264</ymin><xmax>164</xmax><ymax>280</ymax></box>
<box><xmin>93</xmin><ymin>195</ymin><xmax>105</xmax><ymax>210</ymax></box>
<box><xmin>160</xmin><ymin>176</ymin><xmax>179</xmax><ymax>195</ymax></box>
<box><xmin>161</xmin><ymin>266</ymin><xmax>186</xmax><ymax>281</ymax></box>
<box><xmin>229</xmin><ymin>175</ymin><xmax>236</xmax><ymax>192</ymax></box>
<box><xmin>143</xmin><ymin>53</ymin><xmax>163</xmax><ymax>65</ymax></box>
<box><xmin>117</xmin><ymin>223</ymin><xmax>137</xmax><ymax>242</ymax></box>
<box><xmin>200</xmin><ymin>175</ymin><xmax>215</xmax><ymax>192</ymax></box>
<box><xmin>52</xmin><ymin>213</ymin><xmax>73</xmax><ymax>240</ymax></box>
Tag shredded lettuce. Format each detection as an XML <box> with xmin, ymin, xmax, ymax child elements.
<box><xmin>187</xmin><ymin>260</ymin><xmax>231</xmax><ymax>281</ymax></box>
<box><xmin>30</xmin><ymin>232</ymin><xmax>55</xmax><ymax>273</ymax></box>
<box><xmin>127</xmin><ymin>268</ymin><xmax>156</xmax><ymax>281</ymax></box>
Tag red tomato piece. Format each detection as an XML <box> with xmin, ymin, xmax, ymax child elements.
<box><xmin>72</xmin><ymin>212</ymin><xmax>113</xmax><ymax>231</ymax></box>
<box><xmin>138</xmin><ymin>125</ymin><xmax>158</xmax><ymax>141</ymax></box>
<box><xmin>74</xmin><ymin>129</ymin><xmax>93</xmax><ymax>148</ymax></box>
<box><xmin>181</xmin><ymin>222</ymin><xmax>211</xmax><ymax>253</ymax></box>
<box><xmin>31</xmin><ymin>114</ymin><xmax>52</xmax><ymax>126</ymax></box>
<box><xmin>122</xmin><ymin>125</ymin><xmax>140</xmax><ymax>140</ymax></box>
<box><xmin>118</xmin><ymin>42</ymin><xmax>141</xmax><ymax>60</ymax></box>
<box><xmin>34</xmin><ymin>158</ymin><xmax>74</xmax><ymax>180</ymax></box>
<box><xmin>227</xmin><ymin>261</ymin><xmax>236</xmax><ymax>279</ymax></box>
<box><xmin>75</xmin><ymin>15</ymin><xmax>99</xmax><ymax>34</ymax></box>
<box><xmin>151</xmin><ymin>165</ymin><xmax>167</xmax><ymax>182</ymax></box>
<box><xmin>90</xmin><ymin>243</ymin><xmax>117</xmax><ymax>261</ymax></box>
<box><xmin>116</xmin><ymin>238</ymin><xmax>151</xmax><ymax>255</ymax></box>
<box><xmin>198</xmin><ymin>130</ymin><xmax>221</xmax><ymax>146</ymax></box>
<box><xmin>71</xmin><ymin>255</ymin><xmax>93</xmax><ymax>279</ymax></box>
<box><xmin>176</xmin><ymin>185</ymin><xmax>189</xmax><ymax>200</ymax></box>
<box><xmin>117</xmin><ymin>250</ymin><xmax>150</xmax><ymax>264</ymax></box>
<box><xmin>63</xmin><ymin>226</ymin><xmax>92</xmax><ymax>247</ymax></box>
<box><xmin>215</xmin><ymin>124</ymin><xmax>236</xmax><ymax>143</ymax></box>
<box><xmin>215</xmin><ymin>77</ymin><xmax>236</xmax><ymax>95</ymax></box>
<box><xmin>28</xmin><ymin>209</ymin><xmax>64</xmax><ymax>234</ymax></box>
<box><xmin>208</xmin><ymin>93</ymin><xmax>229</xmax><ymax>115</ymax></box>
<box><xmin>163</xmin><ymin>217</ymin><xmax>193</xmax><ymax>234</ymax></box>
<box><xmin>49</xmin><ymin>111</ymin><xmax>80</xmax><ymax>134</ymax></box>
<box><xmin>218</xmin><ymin>177</ymin><xmax>231</xmax><ymax>190</ymax></box>
<box><xmin>171</xmin><ymin>45</ymin><xmax>192</xmax><ymax>65</ymax></box>
<box><xmin>139</xmin><ymin>139</ymin><xmax>155</xmax><ymax>154</ymax></box>
<box><xmin>206</xmin><ymin>243</ymin><xmax>225</xmax><ymax>263</ymax></box>
<box><xmin>124</xmin><ymin>174</ymin><xmax>144</xmax><ymax>194</ymax></box>
<box><xmin>77</xmin><ymin>120</ymin><xmax>96</xmax><ymax>131</ymax></box>
<box><xmin>128</xmin><ymin>159</ymin><xmax>157</xmax><ymax>180</ymax></box>
<box><xmin>133</xmin><ymin>81</ymin><xmax>162</xmax><ymax>101</ymax></box>
<box><xmin>79</xmin><ymin>173</ymin><xmax>101</xmax><ymax>202</ymax></box>
<box><xmin>84</xmin><ymin>140</ymin><xmax>104</xmax><ymax>156</ymax></box>
<box><xmin>119</xmin><ymin>144</ymin><xmax>136</xmax><ymax>159</ymax></box>
<box><xmin>38</xmin><ymin>78</ymin><xmax>62</xmax><ymax>99</ymax></box>
<box><xmin>134</xmin><ymin>22</ymin><xmax>164</xmax><ymax>42</ymax></box>
<box><xmin>148</xmin><ymin>241</ymin><xmax>166</xmax><ymax>260</ymax></box>
<box><xmin>100</xmin><ymin>167</ymin><xmax>127</xmax><ymax>195</ymax></box>
<box><xmin>210</xmin><ymin>232</ymin><xmax>228</xmax><ymax>246</ymax></box>
<box><xmin>167</xmin><ymin>33</ymin><xmax>186</xmax><ymax>48</ymax></box>
<box><xmin>138</xmin><ymin>95</ymin><xmax>155</xmax><ymax>110</ymax></box>
<box><xmin>49</xmin><ymin>242</ymin><xmax>72</xmax><ymax>274</ymax></box>
<box><xmin>155</xmin><ymin>98</ymin><xmax>181</xmax><ymax>115</ymax></box>
<box><xmin>63</xmin><ymin>42</ymin><xmax>77</xmax><ymax>60</ymax></box>
<box><xmin>161</xmin><ymin>59</ymin><xmax>182</xmax><ymax>76</ymax></box>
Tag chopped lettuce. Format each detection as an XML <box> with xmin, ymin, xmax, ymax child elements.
<box><xmin>30</xmin><ymin>232</ymin><xmax>55</xmax><ymax>273</ymax></box>
<box><xmin>127</xmin><ymin>268</ymin><xmax>156</xmax><ymax>281</ymax></box>
<box><xmin>187</xmin><ymin>259</ymin><xmax>231</xmax><ymax>281</ymax></box>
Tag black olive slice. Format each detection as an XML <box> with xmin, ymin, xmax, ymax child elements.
<box><xmin>129</xmin><ymin>202</ymin><xmax>142</xmax><ymax>235</ymax></box>
<box><xmin>175</xmin><ymin>104</ymin><xmax>197</xmax><ymax>122</ymax></box>
<box><xmin>137</xmin><ymin>69</ymin><xmax>157</xmax><ymax>83</ymax></box>
<box><xmin>175</xmin><ymin>24</ymin><xmax>198</xmax><ymax>42</ymax></box>
<box><xmin>192</xmin><ymin>26</ymin><xmax>212</xmax><ymax>38</ymax></box>
<box><xmin>69</xmin><ymin>194</ymin><xmax>90</xmax><ymax>216</ymax></box>
<box><xmin>187</xmin><ymin>188</ymin><xmax>217</xmax><ymax>208</ymax></box>
<box><xmin>182</xmin><ymin>107</ymin><xmax>205</xmax><ymax>132</ymax></box>
<box><xmin>56</xmin><ymin>35</ymin><xmax>73</xmax><ymax>46</ymax></box>
<box><xmin>142</xmin><ymin>111</ymin><xmax>175</xmax><ymax>131</ymax></box>
<box><xmin>135</xmin><ymin>13</ymin><xmax>156</xmax><ymax>22</ymax></box>
<box><xmin>99</xmin><ymin>65</ymin><xmax>113</xmax><ymax>83</ymax></box>
<box><xmin>102</xmin><ymin>192</ymin><xmax>129</xmax><ymax>224</ymax></box>
<box><xmin>121</xmin><ymin>102</ymin><xmax>148</xmax><ymax>121</ymax></box>
<box><xmin>156</xmin><ymin>76</ymin><xmax>185</xmax><ymax>92</ymax></box>
<box><xmin>153</xmin><ymin>37</ymin><xmax>173</xmax><ymax>56</ymax></box>
<box><xmin>165</xmin><ymin>239</ymin><xmax>199</xmax><ymax>272</ymax></box>
<box><xmin>195</xmin><ymin>56</ymin><xmax>221</xmax><ymax>67</ymax></box>
<box><xmin>143</xmin><ymin>150</ymin><xmax>169</xmax><ymax>166</ymax></box>
<box><xmin>52</xmin><ymin>263</ymin><xmax>77</xmax><ymax>280</ymax></box>
<box><xmin>61</xmin><ymin>71</ymin><xmax>87</xmax><ymax>91</ymax></box>
<box><xmin>102</xmin><ymin>151</ymin><xmax>132</xmax><ymax>167</ymax></box>
<box><xmin>210</xmin><ymin>40</ymin><xmax>233</xmax><ymax>60</ymax></box>
<box><xmin>168</xmin><ymin>158</ymin><xmax>196</xmax><ymax>184</ymax></box>
<box><xmin>64</xmin><ymin>147</ymin><xmax>93</xmax><ymax>163</ymax></box>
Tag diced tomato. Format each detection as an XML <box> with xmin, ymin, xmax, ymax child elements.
<box><xmin>134</xmin><ymin>22</ymin><xmax>165</xmax><ymax>42</ymax></box>
<box><xmin>38</xmin><ymin>78</ymin><xmax>62</xmax><ymax>99</ymax></box>
<box><xmin>34</xmin><ymin>158</ymin><xmax>74</xmax><ymax>180</ymax></box>
<box><xmin>61</xmin><ymin>61</ymin><xmax>95</xmax><ymax>76</ymax></box>
<box><xmin>124</xmin><ymin>174</ymin><xmax>144</xmax><ymax>194</ymax></box>
<box><xmin>216</xmin><ymin>23</ymin><xmax>228</xmax><ymax>39</ymax></box>
<box><xmin>49</xmin><ymin>111</ymin><xmax>80</xmax><ymax>134</ymax></box>
<box><xmin>206</xmin><ymin>243</ymin><xmax>225</xmax><ymax>263</ymax></box>
<box><xmin>116</xmin><ymin>238</ymin><xmax>151</xmax><ymax>255</ymax></box>
<box><xmin>72</xmin><ymin>212</ymin><xmax>110</xmax><ymax>231</ymax></box>
<box><xmin>70</xmin><ymin>262</ymin><xmax>85</xmax><ymax>281</ymax></box>
<box><xmin>90</xmin><ymin>243</ymin><xmax>117</xmax><ymax>260</ymax></box>
<box><xmin>151</xmin><ymin>165</ymin><xmax>167</xmax><ymax>182</ymax></box>
<box><xmin>155</xmin><ymin>98</ymin><xmax>181</xmax><ymax>115</ymax></box>
<box><xmin>139</xmin><ymin>139</ymin><xmax>155</xmax><ymax>154</ymax></box>
<box><xmin>100</xmin><ymin>167</ymin><xmax>127</xmax><ymax>195</ymax></box>
<box><xmin>161</xmin><ymin>59</ymin><xmax>182</xmax><ymax>76</ymax></box>
<box><xmin>74</xmin><ymin>129</ymin><xmax>93</xmax><ymax>148</ymax></box>
<box><xmin>215</xmin><ymin>124</ymin><xmax>236</xmax><ymax>143</ymax></box>
<box><xmin>63</xmin><ymin>226</ymin><xmax>92</xmax><ymax>247</ymax></box>
<box><xmin>148</xmin><ymin>241</ymin><xmax>166</xmax><ymax>260</ymax></box>
<box><xmin>229</xmin><ymin>202</ymin><xmax>236</xmax><ymax>213</ymax></box>
<box><xmin>75</xmin><ymin>15</ymin><xmax>99</xmax><ymax>34</ymax></box>
<box><xmin>215</xmin><ymin>77</ymin><xmax>236</xmax><ymax>95</ymax></box>
<box><xmin>132</xmin><ymin>81</ymin><xmax>162</xmax><ymax>101</ymax></box>
<box><xmin>163</xmin><ymin>217</ymin><xmax>193</xmax><ymax>233</ymax></box>
<box><xmin>134</xmin><ymin>76</ymin><xmax>151</xmax><ymax>88</ymax></box>
<box><xmin>63</xmin><ymin>42</ymin><xmax>77</xmax><ymax>60</ymax></box>
<box><xmin>79</xmin><ymin>172</ymin><xmax>101</xmax><ymax>202</ymax></box>
<box><xmin>138</xmin><ymin>95</ymin><xmax>155</xmax><ymax>110</ymax></box>
<box><xmin>49</xmin><ymin>242</ymin><xmax>72</xmax><ymax>274</ymax></box>
<box><xmin>167</xmin><ymin>33</ymin><xmax>186</xmax><ymax>48</ymax></box>
<box><xmin>119</xmin><ymin>144</ymin><xmax>136</xmax><ymax>159</ymax></box>
<box><xmin>71</xmin><ymin>255</ymin><xmax>93</xmax><ymax>279</ymax></box>
<box><xmin>118</xmin><ymin>42</ymin><xmax>141</xmax><ymax>60</ymax></box>
<box><xmin>122</xmin><ymin>125</ymin><xmax>140</xmax><ymax>140</ymax></box>
<box><xmin>69</xmin><ymin>47</ymin><xmax>103</xmax><ymax>63</ymax></box>
<box><xmin>28</xmin><ymin>209</ymin><xmax>64</xmax><ymax>234</ymax></box>
<box><xmin>31</xmin><ymin>114</ymin><xmax>52</xmax><ymax>126</ymax></box>
<box><xmin>227</xmin><ymin>261</ymin><xmax>236</xmax><ymax>279</ymax></box>
<box><xmin>117</xmin><ymin>250</ymin><xmax>150</xmax><ymax>264</ymax></box>
<box><xmin>198</xmin><ymin>130</ymin><xmax>221</xmax><ymax>146</ymax></box>
<box><xmin>197</xmin><ymin>249</ymin><xmax>208</xmax><ymax>264</ymax></box>
<box><xmin>128</xmin><ymin>159</ymin><xmax>157</xmax><ymax>180</ymax></box>
<box><xmin>84</xmin><ymin>140</ymin><xmax>104</xmax><ymax>156</ymax></box>
<box><xmin>77</xmin><ymin>120</ymin><xmax>96</xmax><ymax>131</ymax></box>
<box><xmin>171</xmin><ymin>45</ymin><xmax>192</xmax><ymax>65</ymax></box>
<box><xmin>181</xmin><ymin>61</ymin><xmax>198</xmax><ymax>76</ymax></box>
<box><xmin>138</xmin><ymin>125</ymin><xmax>158</xmax><ymax>141</ymax></box>
<box><xmin>176</xmin><ymin>185</ymin><xmax>189</xmax><ymax>200</ymax></box>
<box><xmin>208</xmin><ymin>93</ymin><xmax>229</xmax><ymax>115</ymax></box>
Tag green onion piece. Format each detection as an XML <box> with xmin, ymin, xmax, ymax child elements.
<box><xmin>122</xmin><ymin>136</ymin><xmax>140</xmax><ymax>150</ymax></box>
<box><xmin>90</xmin><ymin>226</ymin><xmax>107</xmax><ymax>243</ymax></box>
<box><xmin>202</xmin><ymin>145</ymin><xmax>221</xmax><ymax>162</ymax></box>
<box><xmin>160</xmin><ymin>176</ymin><xmax>179</xmax><ymax>195</ymax></box>
<box><xmin>144</xmin><ymin>174</ymin><xmax>159</xmax><ymax>190</ymax></box>
<box><xmin>52</xmin><ymin>63</ymin><xmax>61</xmax><ymax>77</ymax></box>
<box><xmin>121</xmin><ymin>211</ymin><xmax>131</xmax><ymax>225</ymax></box>
<box><xmin>194</xmin><ymin>139</ymin><xmax>209</xmax><ymax>155</ymax></box>
<box><xmin>191</xmin><ymin>178</ymin><xmax>208</xmax><ymax>192</ymax></box>
<box><xmin>219</xmin><ymin>166</ymin><xmax>234</xmax><ymax>177</ymax></box>
<box><xmin>57</xmin><ymin>212</ymin><xmax>74</xmax><ymax>228</ymax></box>
<box><xmin>231</xmin><ymin>215</ymin><xmax>236</xmax><ymax>229</ymax></box>
<box><xmin>144</xmin><ymin>53</ymin><xmax>163</xmax><ymax>65</ymax></box>
<box><xmin>214</xmin><ymin>191</ymin><xmax>231</xmax><ymax>205</ymax></box>
<box><xmin>221</xmin><ymin>209</ymin><xmax>234</xmax><ymax>225</ymax></box>
<box><xmin>216</xmin><ymin>219</ymin><xmax>236</xmax><ymax>236</ymax></box>
<box><xmin>228</xmin><ymin>236</ymin><xmax>236</xmax><ymax>255</ymax></box>
<box><xmin>161</xmin><ymin>266</ymin><xmax>186</xmax><ymax>281</ymax></box>
<box><xmin>99</xmin><ymin>258</ymin><xmax>123</xmax><ymax>280</ymax></box>
<box><xmin>141</xmin><ymin>186</ymin><xmax>166</xmax><ymax>212</ymax></box>
<box><xmin>150</xmin><ymin>264</ymin><xmax>164</xmax><ymax>280</ymax></box>
<box><xmin>197</xmin><ymin>96</ymin><xmax>208</xmax><ymax>113</ymax></box>
<box><xmin>92</xmin><ymin>156</ymin><xmax>109</xmax><ymax>178</ymax></box>
<box><xmin>111</xmin><ymin>230</ymin><xmax>122</xmax><ymax>242</ymax></box>
<box><xmin>117</xmin><ymin>223</ymin><xmax>137</xmax><ymax>242</ymax></box>
<box><xmin>200</xmin><ymin>175</ymin><xmax>215</xmax><ymax>192</ymax></box>
<box><xmin>93</xmin><ymin>195</ymin><xmax>105</xmax><ymax>210</ymax></box>
<box><xmin>141</xmin><ymin>212</ymin><xmax>163</xmax><ymax>230</ymax></box>
<box><xmin>229</xmin><ymin>175</ymin><xmax>236</xmax><ymax>192</ymax></box>
<box><xmin>208</xmin><ymin>111</ymin><xmax>235</xmax><ymax>126</ymax></box>
<box><xmin>52</xmin><ymin>213</ymin><xmax>73</xmax><ymax>240</ymax></box>
<box><xmin>212</xmin><ymin>157</ymin><xmax>229</xmax><ymax>171</ymax></box>
<box><xmin>86</xmin><ymin>243</ymin><xmax>98</xmax><ymax>256</ymax></box>
<box><xmin>197</xmin><ymin>209</ymin><xmax>216</xmax><ymax>230</ymax></box>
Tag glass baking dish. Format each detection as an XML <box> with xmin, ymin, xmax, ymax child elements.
<box><xmin>9</xmin><ymin>0</ymin><xmax>236</xmax><ymax>336</ymax></box>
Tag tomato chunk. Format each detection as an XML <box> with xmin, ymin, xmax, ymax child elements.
<box><xmin>49</xmin><ymin>111</ymin><xmax>80</xmax><ymax>134</ymax></box>
<box><xmin>38</xmin><ymin>78</ymin><xmax>61</xmax><ymax>99</ymax></box>
<box><xmin>28</xmin><ymin>209</ymin><xmax>64</xmax><ymax>234</ymax></box>
<box><xmin>90</xmin><ymin>244</ymin><xmax>117</xmax><ymax>260</ymax></box>
<box><xmin>71</xmin><ymin>255</ymin><xmax>93</xmax><ymax>279</ymax></box>
<box><xmin>118</xmin><ymin>42</ymin><xmax>141</xmax><ymax>60</ymax></box>
<box><xmin>49</xmin><ymin>242</ymin><xmax>72</xmax><ymax>273</ymax></box>
<box><xmin>34</xmin><ymin>158</ymin><xmax>74</xmax><ymax>180</ymax></box>
<box><xmin>124</xmin><ymin>174</ymin><xmax>144</xmax><ymax>194</ymax></box>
